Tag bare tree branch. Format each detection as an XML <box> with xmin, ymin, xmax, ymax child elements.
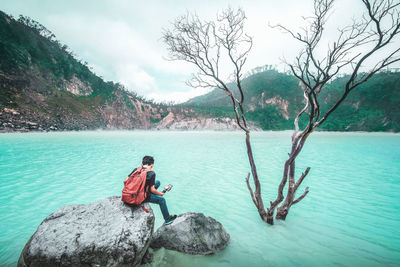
<box><xmin>292</xmin><ymin>187</ymin><xmax>310</xmax><ymax>204</ymax></box>
<box><xmin>163</xmin><ymin>7</ymin><xmax>269</xmax><ymax>223</ymax></box>
<box><xmin>245</xmin><ymin>173</ymin><xmax>258</xmax><ymax>207</ymax></box>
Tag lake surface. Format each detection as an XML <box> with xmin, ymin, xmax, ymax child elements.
<box><xmin>0</xmin><ymin>131</ymin><xmax>399</xmax><ymax>266</ymax></box>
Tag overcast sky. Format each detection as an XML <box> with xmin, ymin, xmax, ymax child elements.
<box><xmin>1</xmin><ymin>0</ymin><xmax>399</xmax><ymax>103</ymax></box>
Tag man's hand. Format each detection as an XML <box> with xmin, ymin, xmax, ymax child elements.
<box><xmin>150</xmin><ymin>185</ymin><xmax>164</xmax><ymax>196</ymax></box>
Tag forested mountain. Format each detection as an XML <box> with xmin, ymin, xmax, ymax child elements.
<box><xmin>0</xmin><ymin>11</ymin><xmax>237</xmax><ymax>132</ymax></box>
<box><xmin>0</xmin><ymin>11</ymin><xmax>172</xmax><ymax>131</ymax></box>
<box><xmin>1</xmin><ymin>10</ymin><xmax>398</xmax><ymax>132</ymax></box>
<box><xmin>184</xmin><ymin>69</ymin><xmax>400</xmax><ymax>132</ymax></box>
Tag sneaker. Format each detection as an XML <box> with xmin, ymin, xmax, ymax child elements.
<box><xmin>165</xmin><ymin>215</ymin><xmax>177</xmax><ymax>225</ymax></box>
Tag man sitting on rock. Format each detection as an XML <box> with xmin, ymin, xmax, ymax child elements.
<box><xmin>127</xmin><ymin>156</ymin><xmax>177</xmax><ymax>225</ymax></box>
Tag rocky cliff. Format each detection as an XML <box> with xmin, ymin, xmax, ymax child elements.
<box><xmin>0</xmin><ymin>11</ymin><xmax>239</xmax><ymax>132</ymax></box>
<box><xmin>155</xmin><ymin>111</ymin><xmax>259</xmax><ymax>130</ymax></box>
<box><xmin>2</xmin><ymin>10</ymin><xmax>398</xmax><ymax>133</ymax></box>
<box><xmin>184</xmin><ymin>69</ymin><xmax>400</xmax><ymax>132</ymax></box>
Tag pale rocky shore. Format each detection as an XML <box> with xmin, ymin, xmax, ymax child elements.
<box><xmin>155</xmin><ymin>111</ymin><xmax>260</xmax><ymax>131</ymax></box>
<box><xmin>0</xmin><ymin>107</ymin><xmax>261</xmax><ymax>132</ymax></box>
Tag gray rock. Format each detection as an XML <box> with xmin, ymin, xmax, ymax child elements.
<box><xmin>140</xmin><ymin>248</ymin><xmax>154</xmax><ymax>265</ymax></box>
<box><xmin>18</xmin><ymin>196</ymin><xmax>154</xmax><ymax>267</ymax></box>
<box><xmin>150</xmin><ymin>212</ymin><xmax>230</xmax><ymax>255</ymax></box>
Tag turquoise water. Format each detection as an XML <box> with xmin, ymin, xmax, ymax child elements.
<box><xmin>0</xmin><ymin>131</ymin><xmax>400</xmax><ymax>266</ymax></box>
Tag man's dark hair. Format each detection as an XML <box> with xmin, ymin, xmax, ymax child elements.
<box><xmin>142</xmin><ymin>156</ymin><xmax>154</xmax><ymax>165</ymax></box>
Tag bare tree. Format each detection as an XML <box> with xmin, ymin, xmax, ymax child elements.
<box><xmin>163</xmin><ymin>0</ymin><xmax>400</xmax><ymax>226</ymax></box>
<box><xmin>267</xmin><ymin>0</ymin><xmax>400</xmax><ymax>223</ymax></box>
<box><xmin>163</xmin><ymin>8</ymin><xmax>269</xmax><ymax>221</ymax></box>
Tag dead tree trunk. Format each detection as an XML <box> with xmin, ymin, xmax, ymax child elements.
<box><xmin>245</xmin><ymin>131</ymin><xmax>268</xmax><ymax>221</ymax></box>
<box><xmin>162</xmin><ymin>8</ymin><xmax>269</xmax><ymax>222</ymax></box>
<box><xmin>268</xmin><ymin>0</ymin><xmax>400</xmax><ymax>223</ymax></box>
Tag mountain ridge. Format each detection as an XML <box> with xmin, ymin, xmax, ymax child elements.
<box><xmin>1</xmin><ymin>10</ymin><xmax>398</xmax><ymax>132</ymax></box>
<box><xmin>0</xmin><ymin>11</ymin><xmax>243</xmax><ymax>132</ymax></box>
<box><xmin>182</xmin><ymin>68</ymin><xmax>400</xmax><ymax>132</ymax></box>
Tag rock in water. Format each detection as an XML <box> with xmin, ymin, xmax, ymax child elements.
<box><xmin>18</xmin><ymin>196</ymin><xmax>154</xmax><ymax>267</ymax></box>
<box><xmin>150</xmin><ymin>212</ymin><xmax>230</xmax><ymax>255</ymax></box>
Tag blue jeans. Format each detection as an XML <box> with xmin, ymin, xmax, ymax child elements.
<box><xmin>148</xmin><ymin>180</ymin><xmax>170</xmax><ymax>220</ymax></box>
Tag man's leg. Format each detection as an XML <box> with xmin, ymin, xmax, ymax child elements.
<box><xmin>148</xmin><ymin>194</ymin><xmax>170</xmax><ymax>220</ymax></box>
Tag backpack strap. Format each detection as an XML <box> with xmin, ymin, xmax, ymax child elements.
<box><xmin>129</xmin><ymin>165</ymin><xmax>145</xmax><ymax>178</ymax></box>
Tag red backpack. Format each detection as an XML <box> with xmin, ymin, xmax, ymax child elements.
<box><xmin>121</xmin><ymin>166</ymin><xmax>148</xmax><ymax>205</ymax></box>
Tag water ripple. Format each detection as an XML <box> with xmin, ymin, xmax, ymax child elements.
<box><xmin>0</xmin><ymin>131</ymin><xmax>400</xmax><ymax>266</ymax></box>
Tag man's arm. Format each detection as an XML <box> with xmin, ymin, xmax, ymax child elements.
<box><xmin>150</xmin><ymin>185</ymin><xmax>164</xmax><ymax>196</ymax></box>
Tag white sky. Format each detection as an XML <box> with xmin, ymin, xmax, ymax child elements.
<box><xmin>1</xmin><ymin>0</ymin><xmax>399</xmax><ymax>103</ymax></box>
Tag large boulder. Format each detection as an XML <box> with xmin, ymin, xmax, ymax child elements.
<box><xmin>150</xmin><ymin>212</ymin><xmax>230</xmax><ymax>255</ymax></box>
<box><xmin>18</xmin><ymin>196</ymin><xmax>154</xmax><ymax>267</ymax></box>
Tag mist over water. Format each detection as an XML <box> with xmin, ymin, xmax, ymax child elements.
<box><xmin>0</xmin><ymin>131</ymin><xmax>399</xmax><ymax>266</ymax></box>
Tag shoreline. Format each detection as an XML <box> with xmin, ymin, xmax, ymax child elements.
<box><xmin>1</xmin><ymin>129</ymin><xmax>399</xmax><ymax>135</ymax></box>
